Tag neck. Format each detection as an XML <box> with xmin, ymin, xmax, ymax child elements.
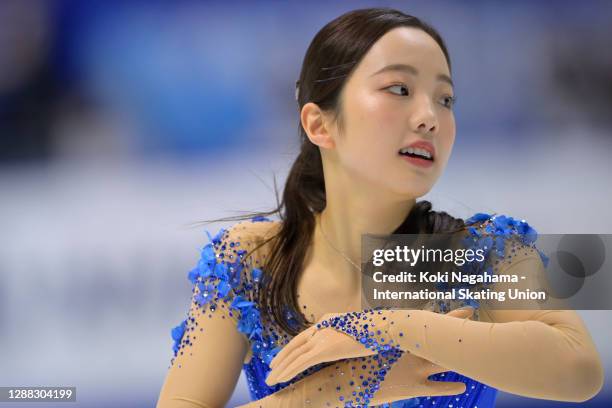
<box><xmin>313</xmin><ymin>176</ymin><xmax>416</xmax><ymax>290</ymax></box>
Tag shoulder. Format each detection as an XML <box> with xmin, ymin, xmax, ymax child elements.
<box><xmin>428</xmin><ymin>212</ymin><xmax>549</xmax><ymax>316</ymax></box>
<box><xmin>170</xmin><ymin>217</ymin><xmax>281</xmax><ymax>360</ymax></box>
<box><xmin>462</xmin><ymin>211</ymin><xmax>549</xmax><ymax>272</ymax></box>
<box><xmin>208</xmin><ymin>216</ymin><xmax>281</xmax><ymax>267</ymax></box>
<box><xmin>220</xmin><ymin>216</ymin><xmax>282</xmax><ymax>244</ymax></box>
<box><xmin>193</xmin><ymin>217</ymin><xmax>283</xmax><ymax>363</ymax></box>
<box><xmin>182</xmin><ymin>216</ymin><xmax>279</xmax><ymax>323</ymax></box>
<box><xmin>187</xmin><ymin>216</ymin><xmax>282</xmax><ymax>298</ymax></box>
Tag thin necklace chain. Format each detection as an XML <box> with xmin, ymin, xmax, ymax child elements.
<box><xmin>317</xmin><ymin>213</ymin><xmax>362</xmax><ymax>272</ymax></box>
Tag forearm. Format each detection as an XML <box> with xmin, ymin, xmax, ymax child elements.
<box><xmin>157</xmin><ymin>396</ymin><xmax>215</xmax><ymax>408</ymax></box>
<box><xmin>242</xmin><ymin>352</ymin><xmax>404</xmax><ymax>407</ymax></box>
<box><xmin>387</xmin><ymin>309</ymin><xmax>603</xmax><ymax>402</ymax></box>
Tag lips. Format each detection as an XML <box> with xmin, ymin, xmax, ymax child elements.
<box><xmin>398</xmin><ymin>140</ymin><xmax>435</xmax><ymax>161</ymax></box>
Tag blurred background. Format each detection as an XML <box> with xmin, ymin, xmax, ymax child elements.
<box><xmin>1</xmin><ymin>0</ymin><xmax>611</xmax><ymax>407</ymax></box>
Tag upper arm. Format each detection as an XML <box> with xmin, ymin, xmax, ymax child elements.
<box><xmin>478</xmin><ymin>250</ymin><xmax>593</xmax><ymax>347</ymax></box>
<box><xmin>157</xmin><ymin>288</ymin><xmax>248</xmax><ymax>408</ymax></box>
<box><xmin>477</xmin><ymin>240</ymin><xmax>545</xmax><ymax>323</ymax></box>
<box><xmin>476</xmin><ymin>246</ymin><xmax>604</xmax><ymax>395</ymax></box>
<box><xmin>157</xmin><ymin>219</ymin><xmax>279</xmax><ymax>408</ymax></box>
<box><xmin>462</xmin><ymin>214</ymin><xmax>603</xmax><ymax>395</ymax></box>
<box><xmin>468</xmin><ymin>217</ymin><xmax>584</xmax><ymax>329</ymax></box>
<box><xmin>478</xmin><ymin>253</ymin><xmax>582</xmax><ymax>325</ymax></box>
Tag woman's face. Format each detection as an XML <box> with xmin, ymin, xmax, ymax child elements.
<box><xmin>330</xmin><ymin>26</ymin><xmax>456</xmax><ymax>198</ymax></box>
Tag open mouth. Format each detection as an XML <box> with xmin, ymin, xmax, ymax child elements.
<box><xmin>398</xmin><ymin>147</ymin><xmax>434</xmax><ymax>161</ymax></box>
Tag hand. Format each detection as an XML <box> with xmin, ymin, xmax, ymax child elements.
<box><xmin>240</xmin><ymin>349</ymin><xmax>467</xmax><ymax>407</ymax></box>
<box><xmin>266</xmin><ymin>307</ymin><xmax>474</xmax><ymax>385</ymax></box>
<box><xmin>370</xmin><ymin>349</ymin><xmax>467</xmax><ymax>405</ymax></box>
<box><xmin>266</xmin><ymin>312</ymin><xmax>377</xmax><ymax>386</ymax></box>
<box><xmin>241</xmin><ymin>351</ymin><xmax>398</xmax><ymax>408</ymax></box>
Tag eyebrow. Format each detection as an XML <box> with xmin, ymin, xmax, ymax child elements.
<box><xmin>369</xmin><ymin>63</ymin><xmax>453</xmax><ymax>87</ymax></box>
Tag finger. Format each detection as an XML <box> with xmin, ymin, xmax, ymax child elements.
<box><xmin>271</xmin><ymin>348</ymin><xmax>321</xmax><ymax>384</ymax></box>
<box><xmin>422</xmin><ymin>361</ymin><xmax>451</xmax><ymax>376</ymax></box>
<box><xmin>267</xmin><ymin>344</ymin><xmax>310</xmax><ymax>385</ymax></box>
<box><xmin>269</xmin><ymin>337</ymin><xmax>316</xmax><ymax>382</ymax></box>
<box><xmin>400</xmin><ymin>354</ymin><xmax>447</xmax><ymax>376</ymax></box>
<box><xmin>423</xmin><ymin>379</ymin><xmax>467</xmax><ymax>396</ymax></box>
<box><xmin>378</xmin><ymin>380</ymin><xmax>467</xmax><ymax>402</ymax></box>
<box><xmin>446</xmin><ymin>307</ymin><xmax>474</xmax><ymax>319</ymax></box>
<box><xmin>374</xmin><ymin>380</ymin><xmax>463</xmax><ymax>405</ymax></box>
<box><xmin>446</xmin><ymin>307</ymin><xmax>473</xmax><ymax>316</ymax></box>
<box><xmin>269</xmin><ymin>325</ymin><xmax>315</xmax><ymax>369</ymax></box>
<box><xmin>270</xmin><ymin>325</ymin><xmax>316</xmax><ymax>369</ymax></box>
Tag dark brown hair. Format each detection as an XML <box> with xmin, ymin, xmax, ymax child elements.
<box><xmin>196</xmin><ymin>7</ymin><xmax>466</xmax><ymax>336</ymax></box>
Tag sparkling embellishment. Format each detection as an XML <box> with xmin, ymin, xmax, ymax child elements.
<box><xmin>166</xmin><ymin>212</ymin><xmax>538</xmax><ymax>405</ymax></box>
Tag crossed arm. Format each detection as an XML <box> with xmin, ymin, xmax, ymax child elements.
<box><xmin>387</xmin><ymin>255</ymin><xmax>604</xmax><ymax>402</ymax></box>
<box><xmin>158</xmin><ymin>222</ymin><xmax>604</xmax><ymax>407</ymax></box>
<box><xmin>267</xmin><ymin>254</ymin><xmax>605</xmax><ymax>403</ymax></box>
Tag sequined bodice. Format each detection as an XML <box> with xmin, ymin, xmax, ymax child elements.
<box><xmin>169</xmin><ymin>212</ymin><xmax>546</xmax><ymax>407</ymax></box>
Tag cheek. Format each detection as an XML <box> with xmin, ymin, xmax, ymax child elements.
<box><xmin>341</xmin><ymin>92</ymin><xmax>400</xmax><ymax>156</ymax></box>
<box><xmin>437</xmin><ymin>115</ymin><xmax>456</xmax><ymax>163</ymax></box>
<box><xmin>441</xmin><ymin>131</ymin><xmax>455</xmax><ymax>158</ymax></box>
<box><xmin>351</xmin><ymin>88</ymin><xmax>404</xmax><ymax>134</ymax></box>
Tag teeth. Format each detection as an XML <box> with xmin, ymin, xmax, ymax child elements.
<box><xmin>399</xmin><ymin>147</ymin><xmax>432</xmax><ymax>159</ymax></box>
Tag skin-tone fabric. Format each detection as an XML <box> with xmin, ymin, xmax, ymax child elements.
<box><xmin>157</xmin><ymin>218</ymin><xmax>604</xmax><ymax>408</ymax></box>
<box><xmin>157</xmin><ymin>220</ymin><xmax>474</xmax><ymax>407</ymax></box>
<box><xmin>266</xmin><ymin>233</ymin><xmax>604</xmax><ymax>404</ymax></box>
<box><xmin>238</xmin><ymin>308</ymin><xmax>475</xmax><ymax>407</ymax></box>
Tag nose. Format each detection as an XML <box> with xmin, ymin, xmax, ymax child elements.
<box><xmin>410</xmin><ymin>96</ymin><xmax>438</xmax><ymax>136</ymax></box>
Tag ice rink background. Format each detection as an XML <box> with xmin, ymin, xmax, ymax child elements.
<box><xmin>1</xmin><ymin>0</ymin><xmax>611</xmax><ymax>406</ymax></box>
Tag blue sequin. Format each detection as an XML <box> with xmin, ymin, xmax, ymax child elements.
<box><xmin>251</xmin><ymin>215</ymin><xmax>271</xmax><ymax>222</ymax></box>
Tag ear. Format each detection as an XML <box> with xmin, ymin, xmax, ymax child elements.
<box><xmin>300</xmin><ymin>102</ymin><xmax>336</xmax><ymax>149</ymax></box>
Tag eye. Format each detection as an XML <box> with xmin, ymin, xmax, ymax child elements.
<box><xmin>441</xmin><ymin>95</ymin><xmax>457</xmax><ymax>109</ymax></box>
<box><xmin>385</xmin><ymin>84</ymin><xmax>410</xmax><ymax>96</ymax></box>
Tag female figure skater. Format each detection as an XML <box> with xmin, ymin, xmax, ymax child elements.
<box><xmin>157</xmin><ymin>7</ymin><xmax>603</xmax><ymax>408</ymax></box>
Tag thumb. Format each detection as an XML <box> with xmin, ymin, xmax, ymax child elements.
<box><xmin>446</xmin><ymin>306</ymin><xmax>474</xmax><ymax>319</ymax></box>
<box><xmin>424</xmin><ymin>379</ymin><xmax>467</xmax><ymax>396</ymax></box>
<box><xmin>376</xmin><ymin>380</ymin><xmax>466</xmax><ymax>403</ymax></box>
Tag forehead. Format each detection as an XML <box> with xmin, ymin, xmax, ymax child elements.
<box><xmin>354</xmin><ymin>26</ymin><xmax>450</xmax><ymax>79</ymax></box>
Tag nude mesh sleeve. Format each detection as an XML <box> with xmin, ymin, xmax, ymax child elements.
<box><xmin>157</xmin><ymin>220</ymin><xmax>270</xmax><ymax>408</ymax></box>
<box><xmin>318</xmin><ymin>218</ymin><xmax>604</xmax><ymax>403</ymax></box>
<box><xmin>385</xmin><ymin>234</ymin><xmax>604</xmax><ymax>403</ymax></box>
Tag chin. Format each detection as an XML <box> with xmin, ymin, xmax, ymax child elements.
<box><xmin>391</xmin><ymin>184</ymin><xmax>432</xmax><ymax>199</ymax></box>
